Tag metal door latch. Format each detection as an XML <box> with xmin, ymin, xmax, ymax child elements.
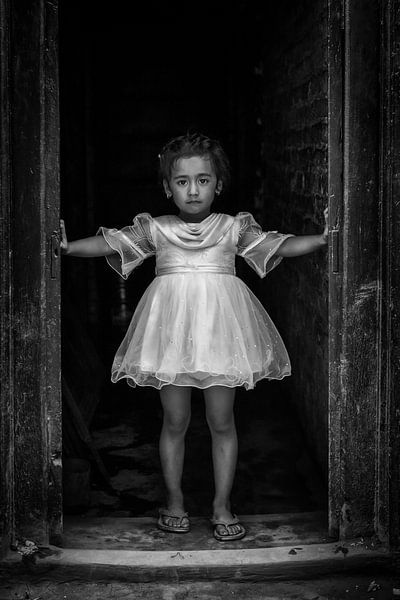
<box><xmin>50</xmin><ymin>232</ymin><xmax>60</xmax><ymax>279</ymax></box>
<box><xmin>330</xmin><ymin>229</ymin><xmax>340</xmax><ymax>274</ymax></box>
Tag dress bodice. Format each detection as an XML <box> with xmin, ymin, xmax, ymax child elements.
<box><xmin>150</xmin><ymin>213</ymin><xmax>238</xmax><ymax>275</ymax></box>
<box><xmin>97</xmin><ymin>212</ymin><xmax>294</xmax><ymax>280</ymax></box>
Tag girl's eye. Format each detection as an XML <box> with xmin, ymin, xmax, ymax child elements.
<box><xmin>199</xmin><ymin>178</ymin><xmax>210</xmax><ymax>185</ymax></box>
<box><xmin>176</xmin><ymin>180</ymin><xmax>187</xmax><ymax>186</ymax></box>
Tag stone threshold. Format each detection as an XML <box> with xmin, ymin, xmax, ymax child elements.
<box><xmin>1</xmin><ymin>512</ymin><xmax>394</xmax><ymax>583</ymax></box>
<box><xmin>1</xmin><ymin>541</ymin><xmax>392</xmax><ymax>583</ymax></box>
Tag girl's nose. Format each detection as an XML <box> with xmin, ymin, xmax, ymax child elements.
<box><xmin>188</xmin><ymin>180</ymin><xmax>199</xmax><ymax>196</ymax></box>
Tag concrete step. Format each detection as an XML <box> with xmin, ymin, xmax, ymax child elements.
<box><xmin>1</xmin><ymin>513</ymin><xmax>394</xmax><ymax>583</ymax></box>
<box><xmin>1</xmin><ymin>540</ymin><xmax>392</xmax><ymax>583</ymax></box>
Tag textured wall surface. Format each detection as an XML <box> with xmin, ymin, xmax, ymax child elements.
<box><xmin>257</xmin><ymin>0</ymin><xmax>329</xmax><ymax>478</ymax></box>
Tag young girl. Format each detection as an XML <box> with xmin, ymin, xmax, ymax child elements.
<box><xmin>60</xmin><ymin>133</ymin><xmax>328</xmax><ymax>542</ymax></box>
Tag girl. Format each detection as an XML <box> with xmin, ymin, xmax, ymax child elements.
<box><xmin>60</xmin><ymin>133</ymin><xmax>328</xmax><ymax>542</ymax></box>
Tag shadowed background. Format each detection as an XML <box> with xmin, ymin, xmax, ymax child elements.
<box><xmin>59</xmin><ymin>0</ymin><xmax>328</xmax><ymax>518</ymax></box>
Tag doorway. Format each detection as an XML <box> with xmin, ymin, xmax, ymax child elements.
<box><xmin>1</xmin><ymin>0</ymin><xmax>398</xmax><ymax>558</ymax></box>
<box><xmin>59</xmin><ymin>0</ymin><xmax>328</xmax><ymax>541</ymax></box>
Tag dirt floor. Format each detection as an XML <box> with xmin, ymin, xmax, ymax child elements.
<box><xmin>1</xmin><ymin>574</ymin><xmax>399</xmax><ymax>600</ymax></box>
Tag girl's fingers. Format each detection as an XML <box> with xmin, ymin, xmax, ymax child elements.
<box><xmin>59</xmin><ymin>219</ymin><xmax>68</xmax><ymax>246</ymax></box>
<box><xmin>322</xmin><ymin>207</ymin><xmax>329</xmax><ymax>241</ymax></box>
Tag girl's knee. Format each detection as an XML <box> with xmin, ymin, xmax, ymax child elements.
<box><xmin>206</xmin><ymin>413</ymin><xmax>235</xmax><ymax>435</ymax></box>
<box><xmin>160</xmin><ymin>385</ymin><xmax>191</xmax><ymax>435</ymax></box>
<box><xmin>163</xmin><ymin>412</ymin><xmax>191</xmax><ymax>435</ymax></box>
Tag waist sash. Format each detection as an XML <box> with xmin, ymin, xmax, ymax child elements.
<box><xmin>156</xmin><ymin>265</ymin><xmax>236</xmax><ymax>276</ymax></box>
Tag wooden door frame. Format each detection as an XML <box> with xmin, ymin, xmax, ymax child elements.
<box><xmin>1</xmin><ymin>0</ymin><xmax>400</xmax><ymax>556</ymax></box>
<box><xmin>327</xmin><ymin>0</ymin><xmax>400</xmax><ymax>546</ymax></box>
<box><xmin>380</xmin><ymin>0</ymin><xmax>400</xmax><ymax>549</ymax></box>
<box><xmin>0</xmin><ymin>0</ymin><xmax>62</xmax><ymax>552</ymax></box>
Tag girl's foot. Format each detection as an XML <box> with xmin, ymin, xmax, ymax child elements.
<box><xmin>211</xmin><ymin>508</ymin><xmax>246</xmax><ymax>541</ymax></box>
<box><xmin>157</xmin><ymin>506</ymin><xmax>190</xmax><ymax>533</ymax></box>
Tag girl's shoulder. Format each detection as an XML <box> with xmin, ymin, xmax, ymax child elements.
<box><xmin>234</xmin><ymin>211</ymin><xmax>256</xmax><ymax>221</ymax></box>
<box><xmin>130</xmin><ymin>212</ymin><xmax>153</xmax><ymax>225</ymax></box>
<box><xmin>217</xmin><ymin>212</ymin><xmax>256</xmax><ymax>220</ymax></box>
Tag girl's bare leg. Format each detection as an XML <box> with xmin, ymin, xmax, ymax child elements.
<box><xmin>204</xmin><ymin>385</ymin><xmax>243</xmax><ymax>537</ymax></box>
<box><xmin>159</xmin><ymin>384</ymin><xmax>192</xmax><ymax>528</ymax></box>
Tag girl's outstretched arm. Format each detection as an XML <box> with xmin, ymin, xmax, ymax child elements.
<box><xmin>276</xmin><ymin>207</ymin><xmax>328</xmax><ymax>257</ymax></box>
<box><xmin>60</xmin><ymin>219</ymin><xmax>115</xmax><ymax>257</ymax></box>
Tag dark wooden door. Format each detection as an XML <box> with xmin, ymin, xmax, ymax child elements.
<box><xmin>0</xmin><ymin>0</ymin><xmax>62</xmax><ymax>548</ymax></box>
<box><xmin>327</xmin><ymin>0</ymin><xmax>399</xmax><ymax>545</ymax></box>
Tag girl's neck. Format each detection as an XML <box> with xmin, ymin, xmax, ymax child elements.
<box><xmin>178</xmin><ymin>209</ymin><xmax>212</xmax><ymax>223</ymax></box>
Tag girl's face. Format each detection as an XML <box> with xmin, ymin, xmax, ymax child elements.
<box><xmin>164</xmin><ymin>155</ymin><xmax>222</xmax><ymax>221</ymax></box>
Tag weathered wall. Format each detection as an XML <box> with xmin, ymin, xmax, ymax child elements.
<box><xmin>257</xmin><ymin>0</ymin><xmax>329</xmax><ymax>478</ymax></box>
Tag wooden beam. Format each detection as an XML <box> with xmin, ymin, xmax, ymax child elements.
<box><xmin>327</xmin><ymin>0</ymin><xmax>344</xmax><ymax>539</ymax></box>
<box><xmin>0</xmin><ymin>0</ymin><xmax>14</xmax><ymax>559</ymax></box>
<box><xmin>380</xmin><ymin>0</ymin><xmax>400</xmax><ymax>549</ymax></box>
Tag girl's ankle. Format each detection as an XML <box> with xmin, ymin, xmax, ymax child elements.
<box><xmin>166</xmin><ymin>494</ymin><xmax>185</xmax><ymax>511</ymax></box>
<box><xmin>212</xmin><ymin>502</ymin><xmax>232</xmax><ymax>514</ymax></box>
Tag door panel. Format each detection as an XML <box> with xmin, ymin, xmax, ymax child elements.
<box><xmin>328</xmin><ymin>0</ymin><xmax>391</xmax><ymax>541</ymax></box>
<box><xmin>0</xmin><ymin>0</ymin><xmax>61</xmax><ymax>547</ymax></box>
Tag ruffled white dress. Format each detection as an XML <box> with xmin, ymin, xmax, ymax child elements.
<box><xmin>97</xmin><ymin>212</ymin><xmax>294</xmax><ymax>390</ymax></box>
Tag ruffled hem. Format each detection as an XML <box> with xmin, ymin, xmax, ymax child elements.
<box><xmin>111</xmin><ymin>368</ymin><xmax>291</xmax><ymax>391</ymax></box>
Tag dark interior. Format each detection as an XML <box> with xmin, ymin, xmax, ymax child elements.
<box><xmin>59</xmin><ymin>0</ymin><xmax>328</xmax><ymax>519</ymax></box>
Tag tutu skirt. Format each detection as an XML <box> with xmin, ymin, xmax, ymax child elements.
<box><xmin>111</xmin><ymin>273</ymin><xmax>291</xmax><ymax>390</ymax></box>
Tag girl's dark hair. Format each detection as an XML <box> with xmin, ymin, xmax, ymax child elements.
<box><xmin>158</xmin><ymin>133</ymin><xmax>231</xmax><ymax>191</ymax></box>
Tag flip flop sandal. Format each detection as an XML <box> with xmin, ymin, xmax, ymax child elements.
<box><xmin>210</xmin><ymin>515</ymin><xmax>246</xmax><ymax>541</ymax></box>
<box><xmin>157</xmin><ymin>508</ymin><xmax>190</xmax><ymax>534</ymax></box>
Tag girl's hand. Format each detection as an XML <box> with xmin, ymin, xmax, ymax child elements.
<box><xmin>322</xmin><ymin>206</ymin><xmax>328</xmax><ymax>243</ymax></box>
<box><xmin>60</xmin><ymin>219</ymin><xmax>69</xmax><ymax>254</ymax></box>
<box><xmin>277</xmin><ymin>205</ymin><xmax>329</xmax><ymax>257</ymax></box>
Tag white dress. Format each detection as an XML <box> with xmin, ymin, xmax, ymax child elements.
<box><xmin>97</xmin><ymin>212</ymin><xmax>294</xmax><ymax>390</ymax></box>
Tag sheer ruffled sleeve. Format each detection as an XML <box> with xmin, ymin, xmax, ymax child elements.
<box><xmin>97</xmin><ymin>212</ymin><xmax>156</xmax><ymax>279</ymax></box>
<box><xmin>235</xmin><ymin>212</ymin><xmax>295</xmax><ymax>278</ymax></box>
